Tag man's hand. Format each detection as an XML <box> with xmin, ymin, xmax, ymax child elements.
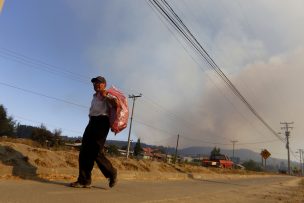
<box><xmin>101</xmin><ymin>89</ymin><xmax>108</xmax><ymax>97</ymax></box>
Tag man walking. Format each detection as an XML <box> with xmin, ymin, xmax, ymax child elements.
<box><xmin>70</xmin><ymin>76</ymin><xmax>118</xmax><ymax>188</ymax></box>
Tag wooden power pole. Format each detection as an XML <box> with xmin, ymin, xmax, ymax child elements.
<box><xmin>126</xmin><ymin>94</ymin><xmax>142</xmax><ymax>159</ymax></box>
<box><xmin>281</xmin><ymin>122</ymin><xmax>294</xmax><ymax>175</ymax></box>
<box><xmin>174</xmin><ymin>134</ymin><xmax>179</xmax><ymax>164</ymax></box>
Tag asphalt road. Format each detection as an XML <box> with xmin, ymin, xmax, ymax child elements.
<box><xmin>0</xmin><ymin>176</ymin><xmax>298</xmax><ymax>203</ymax></box>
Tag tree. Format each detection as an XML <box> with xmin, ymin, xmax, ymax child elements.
<box><xmin>53</xmin><ymin>128</ymin><xmax>63</xmax><ymax>147</ymax></box>
<box><xmin>31</xmin><ymin>124</ymin><xmax>53</xmax><ymax>147</ymax></box>
<box><xmin>242</xmin><ymin>160</ymin><xmax>263</xmax><ymax>172</ymax></box>
<box><xmin>134</xmin><ymin>138</ymin><xmax>143</xmax><ymax>156</ymax></box>
<box><xmin>0</xmin><ymin>105</ymin><xmax>15</xmax><ymax>136</ymax></box>
<box><xmin>16</xmin><ymin>124</ymin><xmax>36</xmax><ymax>138</ymax></box>
<box><xmin>210</xmin><ymin>147</ymin><xmax>221</xmax><ymax>157</ymax></box>
<box><xmin>107</xmin><ymin>144</ymin><xmax>120</xmax><ymax>156</ymax></box>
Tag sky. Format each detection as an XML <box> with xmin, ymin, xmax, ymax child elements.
<box><xmin>1</xmin><ymin>0</ymin><xmax>304</xmax><ymax>161</ymax></box>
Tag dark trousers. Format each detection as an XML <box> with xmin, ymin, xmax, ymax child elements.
<box><xmin>77</xmin><ymin>116</ymin><xmax>117</xmax><ymax>185</ymax></box>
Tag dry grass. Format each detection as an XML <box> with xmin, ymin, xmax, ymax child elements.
<box><xmin>0</xmin><ymin>137</ymin><xmax>41</xmax><ymax>148</ymax></box>
<box><xmin>0</xmin><ymin>137</ymin><xmax>278</xmax><ymax>181</ymax></box>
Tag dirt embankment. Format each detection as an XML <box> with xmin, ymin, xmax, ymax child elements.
<box><xmin>1</xmin><ymin>138</ymin><xmax>304</xmax><ymax>203</ymax></box>
<box><xmin>0</xmin><ymin>138</ymin><xmax>282</xmax><ymax>182</ymax></box>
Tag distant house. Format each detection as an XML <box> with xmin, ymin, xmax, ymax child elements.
<box><xmin>142</xmin><ymin>147</ymin><xmax>167</xmax><ymax>162</ymax></box>
<box><xmin>153</xmin><ymin>152</ymin><xmax>166</xmax><ymax>161</ymax></box>
<box><xmin>192</xmin><ymin>155</ymin><xmax>209</xmax><ymax>164</ymax></box>
<box><xmin>182</xmin><ymin>156</ymin><xmax>193</xmax><ymax>163</ymax></box>
<box><xmin>117</xmin><ymin>149</ymin><xmax>133</xmax><ymax>156</ymax></box>
<box><xmin>65</xmin><ymin>139</ymin><xmax>82</xmax><ymax>147</ymax></box>
<box><xmin>142</xmin><ymin>147</ymin><xmax>154</xmax><ymax>160</ymax></box>
<box><xmin>166</xmin><ymin>154</ymin><xmax>173</xmax><ymax>163</ymax></box>
<box><xmin>118</xmin><ymin>149</ymin><xmax>127</xmax><ymax>156</ymax></box>
<box><xmin>75</xmin><ymin>139</ymin><xmax>81</xmax><ymax>144</ymax></box>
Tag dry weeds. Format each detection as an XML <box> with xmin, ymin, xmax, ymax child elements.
<box><xmin>0</xmin><ymin>138</ymin><xmax>278</xmax><ymax>181</ymax></box>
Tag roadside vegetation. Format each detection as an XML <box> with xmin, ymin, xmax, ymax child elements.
<box><xmin>0</xmin><ymin>103</ymin><xmax>285</xmax><ymax>179</ymax></box>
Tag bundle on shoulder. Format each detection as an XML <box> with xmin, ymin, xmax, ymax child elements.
<box><xmin>108</xmin><ymin>86</ymin><xmax>129</xmax><ymax>134</ymax></box>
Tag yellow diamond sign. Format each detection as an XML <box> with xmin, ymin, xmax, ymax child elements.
<box><xmin>261</xmin><ymin>149</ymin><xmax>271</xmax><ymax>159</ymax></box>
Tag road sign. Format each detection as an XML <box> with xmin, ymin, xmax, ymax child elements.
<box><xmin>261</xmin><ymin>149</ymin><xmax>271</xmax><ymax>159</ymax></box>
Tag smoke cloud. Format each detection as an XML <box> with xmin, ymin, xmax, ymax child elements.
<box><xmin>68</xmin><ymin>0</ymin><xmax>304</xmax><ymax>159</ymax></box>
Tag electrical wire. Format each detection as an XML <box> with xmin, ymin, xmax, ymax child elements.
<box><xmin>13</xmin><ymin>114</ymin><xmax>83</xmax><ymax>136</ymax></box>
<box><xmin>0</xmin><ymin>1</ymin><xmax>293</xmax><ymax>155</ymax></box>
<box><xmin>146</xmin><ymin>1</ymin><xmax>272</xmax><ymax>143</ymax></box>
<box><xmin>0</xmin><ymin>46</ymin><xmax>276</xmax><ymax>147</ymax></box>
<box><xmin>0</xmin><ymin>48</ymin><xmax>89</xmax><ymax>84</ymax></box>
<box><xmin>0</xmin><ymin>81</ymin><xmax>88</xmax><ymax>109</ymax></box>
<box><xmin>147</xmin><ymin>0</ymin><xmax>285</xmax><ymax>143</ymax></box>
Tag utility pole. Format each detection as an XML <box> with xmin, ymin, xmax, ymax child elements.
<box><xmin>126</xmin><ymin>94</ymin><xmax>142</xmax><ymax>159</ymax></box>
<box><xmin>174</xmin><ymin>134</ymin><xmax>179</xmax><ymax>164</ymax></box>
<box><xmin>261</xmin><ymin>149</ymin><xmax>264</xmax><ymax>167</ymax></box>
<box><xmin>231</xmin><ymin>140</ymin><xmax>238</xmax><ymax>161</ymax></box>
<box><xmin>280</xmin><ymin>122</ymin><xmax>294</xmax><ymax>175</ymax></box>
<box><xmin>298</xmin><ymin>149</ymin><xmax>303</xmax><ymax>176</ymax></box>
<box><xmin>302</xmin><ymin>149</ymin><xmax>304</xmax><ymax>176</ymax></box>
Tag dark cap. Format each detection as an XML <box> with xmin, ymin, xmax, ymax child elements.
<box><xmin>91</xmin><ymin>76</ymin><xmax>106</xmax><ymax>84</ymax></box>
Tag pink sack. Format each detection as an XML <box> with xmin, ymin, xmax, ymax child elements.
<box><xmin>108</xmin><ymin>86</ymin><xmax>129</xmax><ymax>134</ymax></box>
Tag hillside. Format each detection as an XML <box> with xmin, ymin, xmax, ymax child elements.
<box><xmin>107</xmin><ymin>140</ymin><xmax>289</xmax><ymax>170</ymax></box>
<box><xmin>14</xmin><ymin>131</ymin><xmax>288</xmax><ymax>168</ymax></box>
<box><xmin>180</xmin><ymin>146</ymin><xmax>287</xmax><ymax>163</ymax></box>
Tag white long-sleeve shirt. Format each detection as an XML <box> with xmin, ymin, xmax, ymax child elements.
<box><xmin>89</xmin><ymin>93</ymin><xmax>115</xmax><ymax>117</ymax></box>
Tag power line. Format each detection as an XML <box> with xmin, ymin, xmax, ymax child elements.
<box><xmin>147</xmin><ymin>0</ymin><xmax>285</xmax><ymax>143</ymax></box>
<box><xmin>179</xmin><ymin>135</ymin><xmax>231</xmax><ymax>146</ymax></box>
<box><xmin>13</xmin><ymin>114</ymin><xmax>83</xmax><ymax>136</ymax></box>
<box><xmin>0</xmin><ymin>81</ymin><xmax>88</xmax><ymax>109</ymax></box>
<box><xmin>237</xmin><ymin>139</ymin><xmax>281</xmax><ymax>145</ymax></box>
<box><xmin>1</xmin><ymin>3</ymin><xmax>292</xmax><ymax>154</ymax></box>
<box><xmin>135</xmin><ymin>116</ymin><xmax>234</xmax><ymax>145</ymax></box>
<box><xmin>0</xmin><ymin>48</ymin><xmax>88</xmax><ymax>84</ymax></box>
<box><xmin>135</xmin><ymin>118</ymin><xmax>278</xmax><ymax>147</ymax></box>
<box><xmin>1</xmin><ymin>79</ymin><xmax>286</xmax><ymax>150</ymax></box>
<box><xmin>140</xmin><ymin>98</ymin><xmax>233</xmax><ymax>142</ymax></box>
<box><xmin>146</xmin><ymin>1</ymin><xmax>276</xmax><ymax>144</ymax></box>
<box><xmin>0</xmin><ymin>47</ymin><xmax>202</xmax><ymax>141</ymax></box>
<box><xmin>0</xmin><ymin>79</ymin><xmax>210</xmax><ymax>145</ymax></box>
<box><xmin>1</xmin><ymin>47</ymin><xmax>233</xmax><ymax>143</ymax></box>
<box><xmin>0</xmin><ymin>46</ymin><xmax>275</xmax><ymax>147</ymax></box>
<box><xmin>134</xmin><ymin>119</ymin><xmax>176</xmax><ymax>137</ymax></box>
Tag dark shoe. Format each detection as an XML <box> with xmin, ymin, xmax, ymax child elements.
<box><xmin>70</xmin><ymin>181</ymin><xmax>91</xmax><ymax>188</ymax></box>
<box><xmin>109</xmin><ymin>173</ymin><xmax>117</xmax><ymax>188</ymax></box>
